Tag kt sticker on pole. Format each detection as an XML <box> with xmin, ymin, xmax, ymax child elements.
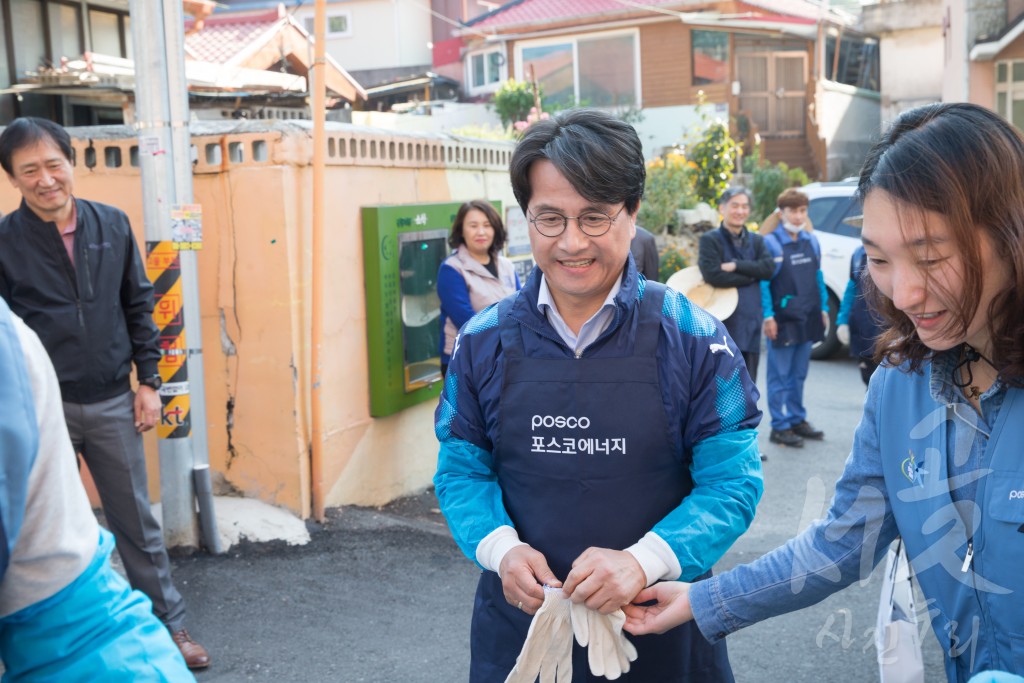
<box><xmin>147</xmin><ymin>241</ymin><xmax>191</xmax><ymax>439</ymax></box>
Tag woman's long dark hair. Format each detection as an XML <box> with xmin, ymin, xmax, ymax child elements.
<box><xmin>858</xmin><ymin>103</ymin><xmax>1024</xmax><ymax>383</ymax></box>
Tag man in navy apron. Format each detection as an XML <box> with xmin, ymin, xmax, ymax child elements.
<box><xmin>697</xmin><ymin>187</ymin><xmax>775</xmax><ymax>381</ymax></box>
<box><xmin>836</xmin><ymin>245</ymin><xmax>883</xmax><ymax>386</ymax></box>
<box><xmin>434</xmin><ymin>109</ymin><xmax>765</xmax><ymax>682</ymax></box>
<box><xmin>760</xmin><ymin>188</ymin><xmax>829</xmax><ymax>448</ymax></box>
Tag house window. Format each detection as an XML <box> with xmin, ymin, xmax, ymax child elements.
<box><xmin>692</xmin><ymin>30</ymin><xmax>729</xmax><ymax>85</ymax></box>
<box><xmin>10</xmin><ymin>0</ymin><xmax>45</xmax><ymax>75</ymax></box>
<box><xmin>303</xmin><ymin>13</ymin><xmax>352</xmax><ymax>37</ymax></box>
<box><xmin>995</xmin><ymin>60</ymin><xmax>1024</xmax><ymax>131</ymax></box>
<box><xmin>469</xmin><ymin>50</ymin><xmax>503</xmax><ymax>90</ymax></box>
<box><xmin>48</xmin><ymin>3</ymin><xmax>82</xmax><ymax>64</ymax></box>
<box><xmin>518</xmin><ymin>30</ymin><xmax>639</xmax><ymax>109</ymax></box>
<box><xmin>89</xmin><ymin>8</ymin><xmax>123</xmax><ymax>57</ymax></box>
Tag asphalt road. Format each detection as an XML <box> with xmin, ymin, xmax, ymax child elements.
<box><xmin>176</xmin><ymin>354</ymin><xmax>946</xmax><ymax>682</ymax></box>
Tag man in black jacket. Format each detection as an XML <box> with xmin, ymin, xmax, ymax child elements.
<box><xmin>697</xmin><ymin>187</ymin><xmax>775</xmax><ymax>381</ymax></box>
<box><xmin>630</xmin><ymin>224</ymin><xmax>660</xmax><ymax>281</ymax></box>
<box><xmin>0</xmin><ymin>117</ymin><xmax>210</xmax><ymax>669</ymax></box>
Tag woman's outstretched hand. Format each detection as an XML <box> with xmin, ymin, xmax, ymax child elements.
<box><xmin>622</xmin><ymin>582</ymin><xmax>694</xmax><ymax>636</ymax></box>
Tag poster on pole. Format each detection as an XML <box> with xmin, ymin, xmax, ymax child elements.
<box><xmin>171</xmin><ymin>204</ymin><xmax>203</xmax><ymax>250</ymax></box>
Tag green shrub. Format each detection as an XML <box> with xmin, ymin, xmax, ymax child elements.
<box><xmin>688</xmin><ymin>122</ymin><xmax>739</xmax><ymax>206</ymax></box>
<box><xmin>492</xmin><ymin>79</ymin><xmax>539</xmax><ymax>127</ymax></box>
<box><xmin>658</xmin><ymin>246</ymin><xmax>688</xmax><ymax>282</ymax></box>
<box><xmin>750</xmin><ymin>161</ymin><xmax>812</xmax><ymax>224</ymax></box>
<box><xmin>638</xmin><ymin>153</ymin><xmax>697</xmax><ymax>234</ymax></box>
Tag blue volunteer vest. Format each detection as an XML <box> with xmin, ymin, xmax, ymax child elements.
<box><xmin>715</xmin><ymin>227</ymin><xmax>763</xmax><ymax>353</ymax></box>
<box><xmin>877</xmin><ymin>367</ymin><xmax>1024</xmax><ymax>682</ymax></box>
<box><xmin>767</xmin><ymin>230</ymin><xmax>824</xmax><ymax>347</ymax></box>
<box><xmin>468</xmin><ymin>283</ymin><xmax>734</xmax><ymax>682</ymax></box>
<box><xmin>847</xmin><ymin>248</ymin><xmax>882</xmax><ymax>360</ymax></box>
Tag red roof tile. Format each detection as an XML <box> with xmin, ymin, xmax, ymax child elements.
<box><xmin>471</xmin><ymin>0</ymin><xmax>686</xmax><ymax>31</ymax></box>
<box><xmin>470</xmin><ymin>0</ymin><xmax>846</xmax><ymax>31</ymax></box>
<box><xmin>184</xmin><ymin>10</ymin><xmax>286</xmax><ymax>65</ymax></box>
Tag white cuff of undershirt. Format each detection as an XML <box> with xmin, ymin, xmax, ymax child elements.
<box><xmin>625</xmin><ymin>532</ymin><xmax>682</xmax><ymax>586</ymax></box>
<box><xmin>476</xmin><ymin>525</ymin><xmax>526</xmax><ymax>573</ymax></box>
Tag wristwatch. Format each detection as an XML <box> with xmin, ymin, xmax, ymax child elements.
<box><xmin>139</xmin><ymin>374</ymin><xmax>163</xmax><ymax>391</ymax></box>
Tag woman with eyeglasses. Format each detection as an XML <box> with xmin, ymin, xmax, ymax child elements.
<box><xmin>623</xmin><ymin>102</ymin><xmax>1024</xmax><ymax>682</ymax></box>
<box><xmin>437</xmin><ymin>200</ymin><xmax>520</xmax><ymax>376</ymax></box>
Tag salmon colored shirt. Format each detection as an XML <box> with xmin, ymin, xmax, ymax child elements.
<box><xmin>59</xmin><ymin>201</ymin><xmax>78</xmax><ymax>266</ymax></box>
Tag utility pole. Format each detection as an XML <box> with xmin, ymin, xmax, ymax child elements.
<box><xmin>310</xmin><ymin>0</ymin><xmax>327</xmax><ymax>522</ymax></box>
<box><xmin>129</xmin><ymin>0</ymin><xmax>220</xmax><ymax>552</ymax></box>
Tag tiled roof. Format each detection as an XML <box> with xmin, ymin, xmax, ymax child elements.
<box><xmin>184</xmin><ymin>9</ymin><xmax>284</xmax><ymax>66</ymax></box>
<box><xmin>738</xmin><ymin>0</ymin><xmax>850</xmax><ymax>22</ymax></box>
<box><xmin>469</xmin><ymin>0</ymin><xmax>687</xmax><ymax>30</ymax></box>
<box><xmin>469</xmin><ymin>0</ymin><xmax>848</xmax><ymax>31</ymax></box>
<box><xmin>182</xmin><ymin>8</ymin><xmax>367</xmax><ymax>101</ymax></box>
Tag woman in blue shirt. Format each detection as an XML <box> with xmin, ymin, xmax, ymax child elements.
<box><xmin>622</xmin><ymin>102</ymin><xmax>1024</xmax><ymax>682</ymax></box>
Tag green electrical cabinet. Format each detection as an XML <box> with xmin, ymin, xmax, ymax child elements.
<box><xmin>362</xmin><ymin>201</ymin><xmax>501</xmax><ymax>417</ymax></box>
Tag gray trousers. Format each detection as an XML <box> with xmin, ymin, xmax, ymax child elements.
<box><xmin>63</xmin><ymin>390</ymin><xmax>186</xmax><ymax>632</ymax></box>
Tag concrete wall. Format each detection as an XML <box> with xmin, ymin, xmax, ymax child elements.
<box><xmin>818</xmin><ymin>81</ymin><xmax>882</xmax><ymax>180</ymax></box>
<box><xmin>0</xmin><ymin>121</ymin><xmax>515</xmax><ymax>517</ymax></box>
<box><xmin>877</xmin><ymin>26</ymin><xmax>944</xmax><ymax>124</ymax></box>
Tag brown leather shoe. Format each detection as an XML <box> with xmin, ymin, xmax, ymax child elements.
<box><xmin>171</xmin><ymin>628</ymin><xmax>211</xmax><ymax>670</ymax></box>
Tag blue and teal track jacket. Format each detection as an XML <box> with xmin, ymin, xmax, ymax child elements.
<box><xmin>434</xmin><ymin>260</ymin><xmax>765</xmax><ymax>581</ymax></box>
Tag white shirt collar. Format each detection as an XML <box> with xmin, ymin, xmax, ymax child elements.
<box><xmin>537</xmin><ymin>271</ymin><xmax>623</xmax><ymax>356</ymax></box>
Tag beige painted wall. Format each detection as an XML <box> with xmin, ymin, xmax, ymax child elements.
<box><xmin>879</xmin><ymin>27</ymin><xmax>943</xmax><ymax>103</ymax></box>
<box><xmin>0</xmin><ymin>123</ymin><xmax>516</xmax><ymax>517</ymax></box>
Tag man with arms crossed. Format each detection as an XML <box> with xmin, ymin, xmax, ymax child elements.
<box><xmin>698</xmin><ymin>187</ymin><xmax>775</xmax><ymax>381</ymax></box>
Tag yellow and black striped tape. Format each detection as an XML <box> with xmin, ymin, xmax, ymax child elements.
<box><xmin>146</xmin><ymin>241</ymin><xmax>191</xmax><ymax>439</ymax></box>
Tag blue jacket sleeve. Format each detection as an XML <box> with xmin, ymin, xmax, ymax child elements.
<box><xmin>652</xmin><ymin>429</ymin><xmax>763</xmax><ymax>580</ymax></box>
<box><xmin>760</xmin><ymin>234</ymin><xmax>782</xmax><ymax>319</ymax></box>
<box><xmin>836</xmin><ymin>279</ymin><xmax>857</xmax><ymax>325</ymax></box>
<box><xmin>688</xmin><ymin>370</ymin><xmax>899</xmax><ymax>642</ymax></box>
<box><xmin>434</xmin><ymin>436</ymin><xmax>513</xmax><ymax>567</ymax></box>
<box><xmin>433</xmin><ymin>312</ymin><xmax>511</xmax><ymax>567</ymax></box>
<box><xmin>817</xmin><ymin>270</ymin><xmax>829</xmax><ymax>313</ymax></box>
<box><xmin>651</xmin><ymin>300</ymin><xmax>764</xmax><ymax>579</ymax></box>
<box><xmin>760</xmin><ymin>281</ymin><xmax>774</xmax><ymax>319</ymax></box>
<box><xmin>437</xmin><ymin>263</ymin><xmax>477</xmax><ymax>330</ymax></box>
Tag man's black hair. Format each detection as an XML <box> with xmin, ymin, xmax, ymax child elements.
<box><xmin>0</xmin><ymin>117</ymin><xmax>74</xmax><ymax>176</ymax></box>
<box><xmin>509</xmin><ymin>109</ymin><xmax>645</xmax><ymax>214</ymax></box>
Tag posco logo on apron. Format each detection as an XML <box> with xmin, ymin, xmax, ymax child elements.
<box><xmin>531</xmin><ymin>414</ymin><xmax>591</xmax><ymax>430</ymax></box>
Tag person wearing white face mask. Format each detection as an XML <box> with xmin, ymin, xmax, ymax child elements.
<box><xmin>759</xmin><ymin>188</ymin><xmax>830</xmax><ymax>448</ymax></box>
<box><xmin>437</xmin><ymin>200</ymin><xmax>520</xmax><ymax>376</ymax></box>
<box><xmin>623</xmin><ymin>102</ymin><xmax>1024</xmax><ymax>683</ymax></box>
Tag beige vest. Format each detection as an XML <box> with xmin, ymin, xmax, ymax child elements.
<box><xmin>442</xmin><ymin>245</ymin><xmax>518</xmax><ymax>355</ymax></box>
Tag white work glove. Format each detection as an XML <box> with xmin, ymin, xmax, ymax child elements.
<box><xmin>505</xmin><ymin>587</ymin><xmax>573</xmax><ymax>683</ymax></box>
<box><xmin>837</xmin><ymin>323</ymin><xmax>850</xmax><ymax>346</ymax></box>
<box><xmin>570</xmin><ymin>603</ymin><xmax>639</xmax><ymax>680</ymax></box>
